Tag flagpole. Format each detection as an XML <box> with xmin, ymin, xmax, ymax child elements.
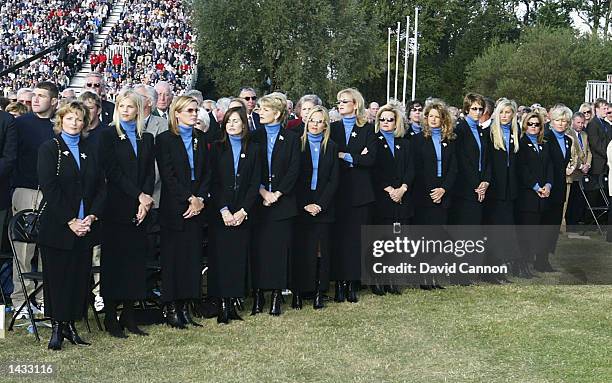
<box><xmin>387</xmin><ymin>27</ymin><xmax>391</xmax><ymax>103</ymax></box>
<box><xmin>411</xmin><ymin>7</ymin><xmax>419</xmax><ymax>100</ymax></box>
<box><xmin>402</xmin><ymin>15</ymin><xmax>410</xmax><ymax>105</ymax></box>
<box><xmin>394</xmin><ymin>22</ymin><xmax>400</xmax><ymax>100</ymax></box>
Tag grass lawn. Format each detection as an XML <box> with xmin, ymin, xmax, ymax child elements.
<box><xmin>1</xmin><ymin>233</ymin><xmax>610</xmax><ymax>383</ymax></box>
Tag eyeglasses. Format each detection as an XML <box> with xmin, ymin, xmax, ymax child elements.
<box><xmin>582</xmin><ymin>110</ymin><xmax>591</xmax><ymax>114</ymax></box>
<box><xmin>527</xmin><ymin>122</ymin><xmax>541</xmax><ymax>127</ymax></box>
<box><xmin>470</xmin><ymin>107</ymin><xmax>484</xmax><ymax>112</ymax></box>
<box><xmin>86</xmin><ymin>83</ymin><xmax>101</xmax><ymax>88</ymax></box>
<box><xmin>378</xmin><ymin>117</ymin><xmax>395</xmax><ymax>122</ymax></box>
<box><xmin>243</xmin><ymin>96</ymin><xmax>257</xmax><ymax>101</ymax></box>
<box><xmin>336</xmin><ymin>99</ymin><xmax>353</xmax><ymax>105</ymax></box>
<box><xmin>182</xmin><ymin>108</ymin><xmax>198</xmax><ymax>114</ymax></box>
<box><xmin>309</xmin><ymin>119</ymin><xmax>325</xmax><ymax>124</ymax></box>
<box><xmin>410</xmin><ymin>107</ymin><xmax>423</xmax><ymax>112</ymax></box>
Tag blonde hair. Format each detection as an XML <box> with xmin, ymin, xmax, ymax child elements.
<box><xmin>375</xmin><ymin>101</ymin><xmax>405</xmax><ymax>137</ymax></box>
<box><xmin>168</xmin><ymin>96</ymin><xmax>199</xmax><ymax>135</ymax></box>
<box><xmin>113</xmin><ymin>89</ymin><xmax>145</xmax><ymax>138</ymax></box>
<box><xmin>421</xmin><ymin>99</ymin><xmax>456</xmax><ymax>141</ymax></box>
<box><xmin>257</xmin><ymin>92</ymin><xmax>288</xmax><ymax>126</ymax></box>
<box><xmin>53</xmin><ymin>101</ymin><xmax>91</xmax><ymax>134</ymax></box>
<box><xmin>337</xmin><ymin>88</ymin><xmax>368</xmax><ymax>127</ymax></box>
<box><xmin>520</xmin><ymin>112</ymin><xmax>546</xmax><ymax>144</ymax></box>
<box><xmin>490</xmin><ymin>98</ymin><xmax>519</xmax><ymax>153</ymax></box>
<box><xmin>300</xmin><ymin>105</ymin><xmax>331</xmax><ymax>153</ymax></box>
<box><xmin>549</xmin><ymin>105</ymin><xmax>573</xmax><ymax>129</ymax></box>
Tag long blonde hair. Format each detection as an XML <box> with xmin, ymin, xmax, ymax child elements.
<box><xmin>490</xmin><ymin>98</ymin><xmax>519</xmax><ymax>153</ymax></box>
<box><xmin>113</xmin><ymin>89</ymin><xmax>145</xmax><ymax>138</ymax></box>
<box><xmin>337</xmin><ymin>88</ymin><xmax>368</xmax><ymax>127</ymax></box>
<box><xmin>375</xmin><ymin>101</ymin><xmax>405</xmax><ymax>137</ymax></box>
<box><xmin>168</xmin><ymin>96</ymin><xmax>199</xmax><ymax>135</ymax></box>
<box><xmin>421</xmin><ymin>99</ymin><xmax>456</xmax><ymax>141</ymax></box>
<box><xmin>301</xmin><ymin>106</ymin><xmax>331</xmax><ymax>153</ymax></box>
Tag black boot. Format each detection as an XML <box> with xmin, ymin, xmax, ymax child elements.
<box><xmin>48</xmin><ymin>320</ymin><xmax>64</xmax><ymax>350</ymax></box>
<box><xmin>229</xmin><ymin>298</ymin><xmax>244</xmax><ymax>321</ymax></box>
<box><xmin>432</xmin><ymin>276</ymin><xmax>445</xmax><ymax>289</ymax></box>
<box><xmin>119</xmin><ymin>301</ymin><xmax>149</xmax><ymax>336</ymax></box>
<box><xmin>217</xmin><ymin>298</ymin><xmax>230</xmax><ymax>324</ymax></box>
<box><xmin>346</xmin><ymin>281</ymin><xmax>359</xmax><ymax>303</ymax></box>
<box><xmin>371</xmin><ymin>284</ymin><xmax>386</xmax><ymax>296</ymax></box>
<box><xmin>165</xmin><ymin>302</ymin><xmax>187</xmax><ymax>329</ymax></box>
<box><xmin>250</xmin><ymin>289</ymin><xmax>265</xmax><ymax>315</ymax></box>
<box><xmin>334</xmin><ymin>281</ymin><xmax>346</xmax><ymax>302</ymax></box>
<box><xmin>313</xmin><ymin>287</ymin><xmax>325</xmax><ymax>310</ymax></box>
<box><xmin>269</xmin><ymin>289</ymin><xmax>282</xmax><ymax>316</ymax></box>
<box><xmin>104</xmin><ymin>300</ymin><xmax>128</xmax><ymax>338</ymax></box>
<box><xmin>179</xmin><ymin>300</ymin><xmax>203</xmax><ymax>327</ymax></box>
<box><xmin>291</xmin><ymin>291</ymin><xmax>303</xmax><ymax>310</ymax></box>
<box><xmin>62</xmin><ymin>321</ymin><xmax>91</xmax><ymax>346</ymax></box>
<box><xmin>385</xmin><ymin>284</ymin><xmax>402</xmax><ymax>295</ymax></box>
<box><xmin>234</xmin><ymin>298</ymin><xmax>245</xmax><ymax>312</ymax></box>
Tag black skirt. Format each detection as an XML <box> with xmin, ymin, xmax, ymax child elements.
<box><xmin>160</xmin><ymin>218</ymin><xmax>203</xmax><ymax>302</ymax></box>
<box><xmin>41</xmin><ymin>239</ymin><xmax>92</xmax><ymax>321</ymax></box>
<box><xmin>251</xmin><ymin>219</ymin><xmax>293</xmax><ymax>289</ymax></box>
<box><xmin>330</xmin><ymin>203</ymin><xmax>370</xmax><ymax>281</ymax></box>
<box><xmin>449</xmin><ymin>197</ymin><xmax>484</xmax><ymax>225</ymax></box>
<box><xmin>291</xmin><ymin>222</ymin><xmax>331</xmax><ymax>292</ymax></box>
<box><xmin>100</xmin><ymin>222</ymin><xmax>147</xmax><ymax>300</ymax></box>
<box><xmin>208</xmin><ymin>220</ymin><xmax>250</xmax><ymax>298</ymax></box>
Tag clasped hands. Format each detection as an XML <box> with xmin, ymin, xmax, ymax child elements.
<box><xmin>221</xmin><ymin>208</ymin><xmax>247</xmax><ymax>226</ymax></box>
<box><xmin>536</xmin><ymin>185</ymin><xmax>551</xmax><ymax>198</ymax></box>
<box><xmin>184</xmin><ymin>195</ymin><xmax>204</xmax><ymax>219</ymax></box>
<box><xmin>68</xmin><ymin>215</ymin><xmax>97</xmax><ymax>237</ymax></box>
<box><xmin>474</xmin><ymin>181</ymin><xmax>489</xmax><ymax>203</ymax></box>
<box><xmin>384</xmin><ymin>185</ymin><xmax>407</xmax><ymax>204</ymax></box>
<box><xmin>135</xmin><ymin>193</ymin><xmax>155</xmax><ymax>225</ymax></box>
<box><xmin>261</xmin><ymin>189</ymin><xmax>282</xmax><ymax>207</ymax></box>
<box><xmin>304</xmin><ymin>204</ymin><xmax>322</xmax><ymax>216</ymax></box>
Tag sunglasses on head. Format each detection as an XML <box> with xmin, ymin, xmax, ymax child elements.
<box><xmin>86</xmin><ymin>83</ymin><xmax>101</xmax><ymax>88</ymax></box>
<box><xmin>243</xmin><ymin>96</ymin><xmax>257</xmax><ymax>101</ymax></box>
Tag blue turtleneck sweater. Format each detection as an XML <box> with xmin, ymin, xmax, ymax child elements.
<box><xmin>501</xmin><ymin>123</ymin><xmax>512</xmax><ymax>166</ymax></box>
<box><xmin>526</xmin><ymin>132</ymin><xmax>539</xmax><ymax>152</ymax></box>
<box><xmin>342</xmin><ymin>116</ymin><xmax>356</xmax><ymax>165</ymax></box>
<box><xmin>381</xmin><ymin>130</ymin><xmax>395</xmax><ymax>157</ymax></box>
<box><xmin>552</xmin><ymin>130</ymin><xmax>567</xmax><ymax>158</ymax></box>
<box><xmin>120</xmin><ymin>120</ymin><xmax>138</xmax><ymax>155</ymax></box>
<box><xmin>228</xmin><ymin>134</ymin><xmax>241</xmax><ymax>176</ymax></box>
<box><xmin>466</xmin><ymin>116</ymin><xmax>482</xmax><ymax>171</ymax></box>
<box><xmin>307</xmin><ymin>132</ymin><xmax>323</xmax><ymax>190</ymax></box>
<box><xmin>264</xmin><ymin>123</ymin><xmax>281</xmax><ymax>191</ymax></box>
<box><xmin>61</xmin><ymin>131</ymin><xmax>85</xmax><ymax>219</ymax></box>
<box><xmin>411</xmin><ymin>123</ymin><xmax>422</xmax><ymax>135</ymax></box>
<box><xmin>431</xmin><ymin>128</ymin><xmax>442</xmax><ymax>177</ymax></box>
<box><xmin>178</xmin><ymin>125</ymin><xmax>195</xmax><ymax>180</ymax></box>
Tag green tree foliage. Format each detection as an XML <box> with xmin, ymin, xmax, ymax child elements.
<box><xmin>465</xmin><ymin>26</ymin><xmax>612</xmax><ymax>108</ymax></box>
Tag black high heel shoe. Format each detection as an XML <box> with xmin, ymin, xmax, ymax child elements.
<box><xmin>48</xmin><ymin>320</ymin><xmax>64</xmax><ymax>350</ymax></box>
<box><xmin>291</xmin><ymin>291</ymin><xmax>303</xmax><ymax>310</ymax></box>
<box><xmin>269</xmin><ymin>290</ymin><xmax>282</xmax><ymax>316</ymax></box>
<box><xmin>371</xmin><ymin>284</ymin><xmax>386</xmax><ymax>296</ymax></box>
<box><xmin>62</xmin><ymin>321</ymin><xmax>91</xmax><ymax>345</ymax></box>
<box><xmin>229</xmin><ymin>298</ymin><xmax>244</xmax><ymax>321</ymax></box>
<box><xmin>179</xmin><ymin>301</ymin><xmax>203</xmax><ymax>327</ymax></box>
<box><xmin>217</xmin><ymin>298</ymin><xmax>230</xmax><ymax>324</ymax></box>
<box><xmin>251</xmin><ymin>289</ymin><xmax>265</xmax><ymax>315</ymax></box>
<box><xmin>119</xmin><ymin>302</ymin><xmax>149</xmax><ymax>336</ymax></box>
<box><xmin>165</xmin><ymin>302</ymin><xmax>187</xmax><ymax>329</ymax></box>
<box><xmin>346</xmin><ymin>281</ymin><xmax>359</xmax><ymax>303</ymax></box>
<box><xmin>334</xmin><ymin>281</ymin><xmax>346</xmax><ymax>302</ymax></box>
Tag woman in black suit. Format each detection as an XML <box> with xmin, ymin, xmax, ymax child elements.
<box><xmin>291</xmin><ymin>106</ymin><xmax>339</xmax><ymax>310</ymax></box>
<box><xmin>405</xmin><ymin>99</ymin><xmax>424</xmax><ymax>139</ymax></box>
<box><xmin>541</xmin><ymin>106</ymin><xmax>573</xmax><ymax>272</ymax></box>
<box><xmin>516</xmin><ymin>112</ymin><xmax>553</xmax><ymax>277</ymax></box>
<box><xmin>155</xmin><ymin>96</ymin><xmax>210</xmax><ymax>328</ymax></box>
<box><xmin>371</xmin><ymin>102</ymin><xmax>414</xmax><ymax>295</ymax></box>
<box><xmin>329</xmin><ymin>87</ymin><xmax>377</xmax><ymax>303</ymax></box>
<box><xmin>38</xmin><ymin>101</ymin><xmax>105</xmax><ymax>350</ymax></box>
<box><xmin>483</xmin><ymin>98</ymin><xmax>521</xmax><ymax>283</ymax></box>
<box><xmin>99</xmin><ymin>89</ymin><xmax>155</xmax><ymax>337</ymax></box>
<box><xmin>209</xmin><ymin>106</ymin><xmax>260</xmax><ymax>323</ymax></box>
<box><xmin>250</xmin><ymin>92</ymin><xmax>300</xmax><ymax>316</ymax></box>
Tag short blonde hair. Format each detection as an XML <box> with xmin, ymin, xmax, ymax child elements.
<box><xmin>113</xmin><ymin>89</ymin><xmax>145</xmax><ymax>138</ymax></box>
<box><xmin>337</xmin><ymin>88</ymin><xmax>368</xmax><ymax>127</ymax></box>
<box><xmin>421</xmin><ymin>99</ymin><xmax>456</xmax><ymax>141</ymax></box>
<box><xmin>301</xmin><ymin>105</ymin><xmax>331</xmax><ymax>153</ymax></box>
<box><xmin>169</xmin><ymin>96</ymin><xmax>199</xmax><ymax>135</ymax></box>
<box><xmin>521</xmin><ymin>112</ymin><xmax>546</xmax><ymax>143</ymax></box>
<box><xmin>375</xmin><ymin>102</ymin><xmax>405</xmax><ymax>137</ymax></box>
<box><xmin>54</xmin><ymin>101</ymin><xmax>91</xmax><ymax>134</ymax></box>
<box><xmin>257</xmin><ymin>92</ymin><xmax>288</xmax><ymax>126</ymax></box>
<box><xmin>549</xmin><ymin>105</ymin><xmax>573</xmax><ymax>126</ymax></box>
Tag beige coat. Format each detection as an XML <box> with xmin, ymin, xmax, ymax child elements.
<box><xmin>566</xmin><ymin>129</ymin><xmax>592</xmax><ymax>183</ymax></box>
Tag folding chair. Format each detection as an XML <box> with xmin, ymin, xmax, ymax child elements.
<box><xmin>579</xmin><ymin>174</ymin><xmax>610</xmax><ymax>235</ymax></box>
<box><xmin>7</xmin><ymin>209</ymin><xmax>50</xmax><ymax>341</ymax></box>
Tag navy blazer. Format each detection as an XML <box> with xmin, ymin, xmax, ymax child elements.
<box><xmin>517</xmin><ymin>135</ymin><xmax>554</xmax><ymax>213</ymax></box>
<box><xmin>586</xmin><ymin>117</ymin><xmax>611</xmax><ymax>175</ymax></box>
<box><xmin>0</xmin><ymin>111</ymin><xmax>17</xmax><ymax>210</ymax></box>
<box><xmin>453</xmin><ymin>119</ymin><xmax>492</xmax><ymax>201</ymax></box>
<box><xmin>486</xmin><ymin>127</ymin><xmax>519</xmax><ymax>201</ymax></box>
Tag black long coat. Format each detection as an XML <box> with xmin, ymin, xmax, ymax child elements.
<box><xmin>545</xmin><ymin>130</ymin><xmax>572</xmax><ymax>205</ymax></box>
<box><xmin>453</xmin><ymin>119</ymin><xmax>491</xmax><ymax>201</ymax></box>
<box><xmin>516</xmin><ymin>135</ymin><xmax>554</xmax><ymax>213</ymax></box>
<box><xmin>0</xmin><ymin>111</ymin><xmax>16</xmax><ymax>210</ymax></box>
<box><xmin>486</xmin><ymin>128</ymin><xmax>519</xmax><ymax>202</ymax></box>
<box><xmin>372</xmin><ymin>133</ymin><xmax>415</xmax><ymax>221</ymax></box>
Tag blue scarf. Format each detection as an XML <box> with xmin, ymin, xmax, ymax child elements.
<box><xmin>265</xmin><ymin>123</ymin><xmax>281</xmax><ymax>190</ymax></box>
<box><xmin>381</xmin><ymin>130</ymin><xmax>395</xmax><ymax>157</ymax></box>
<box><xmin>307</xmin><ymin>132</ymin><xmax>323</xmax><ymax>190</ymax></box>
<box><xmin>466</xmin><ymin>116</ymin><xmax>482</xmax><ymax>171</ymax></box>
<box><xmin>342</xmin><ymin>116</ymin><xmax>356</xmax><ymax>145</ymax></box>
<box><xmin>228</xmin><ymin>134</ymin><xmax>241</xmax><ymax>176</ymax></box>
<box><xmin>431</xmin><ymin>128</ymin><xmax>442</xmax><ymax>177</ymax></box>
<box><xmin>120</xmin><ymin>120</ymin><xmax>138</xmax><ymax>156</ymax></box>
<box><xmin>61</xmin><ymin>131</ymin><xmax>85</xmax><ymax>219</ymax></box>
<box><xmin>526</xmin><ymin>133</ymin><xmax>539</xmax><ymax>152</ymax></box>
<box><xmin>411</xmin><ymin>123</ymin><xmax>422</xmax><ymax>134</ymax></box>
<box><xmin>553</xmin><ymin>130</ymin><xmax>567</xmax><ymax>158</ymax></box>
<box><xmin>501</xmin><ymin>123</ymin><xmax>512</xmax><ymax>166</ymax></box>
<box><xmin>178</xmin><ymin>125</ymin><xmax>195</xmax><ymax>180</ymax></box>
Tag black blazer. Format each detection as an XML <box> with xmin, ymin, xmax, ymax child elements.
<box><xmin>155</xmin><ymin>129</ymin><xmax>211</xmax><ymax>230</ymax></box>
<box><xmin>486</xmin><ymin>128</ymin><xmax>519</xmax><ymax>201</ymax></box>
<box><xmin>250</xmin><ymin>112</ymin><xmax>262</xmax><ymax>131</ymax></box>
<box><xmin>295</xmin><ymin>138</ymin><xmax>339</xmax><ymax>223</ymax></box>
<box><xmin>101</xmin><ymin>100</ymin><xmax>115</xmax><ymax>127</ymax></box>
<box><xmin>545</xmin><ymin>130</ymin><xmax>572</xmax><ymax>204</ymax></box>
<box><xmin>0</xmin><ymin>111</ymin><xmax>17</xmax><ymax>210</ymax></box>
<box><xmin>329</xmin><ymin>120</ymin><xmax>377</xmax><ymax>207</ymax></box>
<box><xmin>250</xmin><ymin>126</ymin><xmax>300</xmax><ymax>221</ymax></box>
<box><xmin>209</xmin><ymin>140</ymin><xmax>261</xmax><ymax>218</ymax></box>
<box><xmin>99</xmin><ymin>127</ymin><xmax>155</xmax><ymax>224</ymax></box>
<box><xmin>411</xmin><ymin>132</ymin><xmax>457</xmax><ymax>209</ymax></box>
<box><xmin>204</xmin><ymin>111</ymin><xmax>222</xmax><ymax>143</ymax></box>
<box><xmin>405</xmin><ymin>124</ymin><xmax>421</xmax><ymax>140</ymax></box>
<box><xmin>517</xmin><ymin>136</ymin><xmax>553</xmax><ymax>213</ymax></box>
<box><xmin>586</xmin><ymin>117</ymin><xmax>611</xmax><ymax>175</ymax></box>
<box><xmin>372</xmin><ymin>133</ymin><xmax>415</xmax><ymax>219</ymax></box>
<box><xmin>453</xmin><ymin>119</ymin><xmax>492</xmax><ymax>201</ymax></box>
<box><xmin>37</xmin><ymin>135</ymin><xmax>106</xmax><ymax>250</ymax></box>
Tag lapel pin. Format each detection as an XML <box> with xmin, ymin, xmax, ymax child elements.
<box><xmin>378</xmin><ymin>136</ymin><xmax>384</xmax><ymax>140</ymax></box>
<box><xmin>539</xmin><ymin>145</ymin><xmax>542</xmax><ymax>150</ymax></box>
<box><xmin>119</xmin><ymin>134</ymin><xmax>126</xmax><ymax>140</ymax></box>
<box><xmin>279</xmin><ymin>135</ymin><xmax>284</xmax><ymax>141</ymax></box>
<box><xmin>194</xmin><ymin>138</ymin><xmax>198</xmax><ymax>150</ymax></box>
<box><xmin>63</xmin><ymin>151</ymin><xmax>70</xmax><ymax>156</ymax></box>
<box><xmin>528</xmin><ymin>143</ymin><xmax>532</xmax><ymax>147</ymax></box>
<box><xmin>384</xmin><ymin>144</ymin><xmax>388</xmax><ymax>148</ymax></box>
<box><xmin>240</xmin><ymin>153</ymin><xmax>246</xmax><ymax>158</ymax></box>
<box><xmin>442</xmin><ymin>142</ymin><xmax>447</xmax><ymax>147</ymax></box>
<box><xmin>351</xmin><ymin>132</ymin><xmax>357</xmax><ymax>137</ymax></box>
<box><xmin>81</xmin><ymin>153</ymin><xmax>87</xmax><ymax>159</ymax></box>
<box><xmin>395</xmin><ymin>145</ymin><xmax>400</xmax><ymax>149</ymax></box>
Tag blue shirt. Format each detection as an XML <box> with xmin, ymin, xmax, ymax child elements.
<box><xmin>178</xmin><ymin>125</ymin><xmax>195</xmax><ymax>180</ymax></box>
<box><xmin>381</xmin><ymin>130</ymin><xmax>395</xmax><ymax>157</ymax></box>
<box><xmin>431</xmin><ymin>128</ymin><xmax>442</xmax><ymax>177</ymax></box>
<box><xmin>466</xmin><ymin>116</ymin><xmax>482</xmax><ymax>171</ymax></box>
<box><xmin>228</xmin><ymin>134</ymin><xmax>241</xmax><ymax>176</ymax></box>
<box><xmin>61</xmin><ymin>131</ymin><xmax>85</xmax><ymax>219</ymax></box>
<box><xmin>553</xmin><ymin>130</ymin><xmax>567</xmax><ymax>158</ymax></box>
<box><xmin>265</xmin><ymin>123</ymin><xmax>281</xmax><ymax>191</ymax></box>
<box><xmin>120</xmin><ymin>120</ymin><xmax>138</xmax><ymax>156</ymax></box>
<box><xmin>501</xmin><ymin>124</ymin><xmax>512</xmax><ymax>166</ymax></box>
<box><xmin>307</xmin><ymin>132</ymin><xmax>323</xmax><ymax>190</ymax></box>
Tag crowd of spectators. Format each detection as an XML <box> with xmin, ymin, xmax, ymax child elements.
<box><xmin>0</xmin><ymin>0</ymin><xmax>112</xmax><ymax>95</ymax></box>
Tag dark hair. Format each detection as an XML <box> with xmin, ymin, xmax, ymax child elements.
<box><xmin>35</xmin><ymin>81</ymin><xmax>59</xmax><ymax>100</ymax></box>
<box><xmin>408</xmin><ymin>99</ymin><xmax>423</xmax><ymax>110</ymax></box>
<box><xmin>594</xmin><ymin>98</ymin><xmax>608</xmax><ymax>109</ymax></box>
<box><xmin>462</xmin><ymin>92</ymin><xmax>485</xmax><ymax>114</ymax></box>
<box><xmin>0</xmin><ymin>97</ymin><xmax>9</xmax><ymax>110</ymax></box>
<box><xmin>483</xmin><ymin>97</ymin><xmax>495</xmax><ymax>116</ymax></box>
<box><xmin>220</xmin><ymin>106</ymin><xmax>249</xmax><ymax>148</ymax></box>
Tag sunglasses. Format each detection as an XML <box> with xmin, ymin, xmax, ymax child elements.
<box><xmin>309</xmin><ymin>119</ymin><xmax>325</xmax><ymax>124</ymax></box>
<box><xmin>470</xmin><ymin>107</ymin><xmax>484</xmax><ymax>112</ymax></box>
<box><xmin>527</xmin><ymin>122</ymin><xmax>541</xmax><ymax>127</ymax></box>
<box><xmin>379</xmin><ymin>117</ymin><xmax>395</xmax><ymax>122</ymax></box>
<box><xmin>336</xmin><ymin>99</ymin><xmax>353</xmax><ymax>105</ymax></box>
<box><xmin>243</xmin><ymin>96</ymin><xmax>257</xmax><ymax>101</ymax></box>
<box><xmin>582</xmin><ymin>111</ymin><xmax>591</xmax><ymax>114</ymax></box>
<box><xmin>86</xmin><ymin>83</ymin><xmax>101</xmax><ymax>88</ymax></box>
<box><xmin>182</xmin><ymin>108</ymin><xmax>198</xmax><ymax>114</ymax></box>
<box><xmin>411</xmin><ymin>107</ymin><xmax>423</xmax><ymax>112</ymax></box>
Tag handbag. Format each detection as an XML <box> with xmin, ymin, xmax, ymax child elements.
<box><xmin>21</xmin><ymin>138</ymin><xmax>62</xmax><ymax>242</ymax></box>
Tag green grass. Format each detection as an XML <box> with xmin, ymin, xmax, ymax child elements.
<box><xmin>1</xmin><ymin>234</ymin><xmax>611</xmax><ymax>383</ymax></box>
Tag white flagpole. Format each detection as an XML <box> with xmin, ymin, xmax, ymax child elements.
<box><xmin>402</xmin><ymin>15</ymin><xmax>410</xmax><ymax>105</ymax></box>
<box><xmin>394</xmin><ymin>21</ymin><xmax>400</xmax><ymax>100</ymax></box>
<box><xmin>411</xmin><ymin>7</ymin><xmax>419</xmax><ymax>100</ymax></box>
<box><xmin>387</xmin><ymin>28</ymin><xmax>391</xmax><ymax>103</ymax></box>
